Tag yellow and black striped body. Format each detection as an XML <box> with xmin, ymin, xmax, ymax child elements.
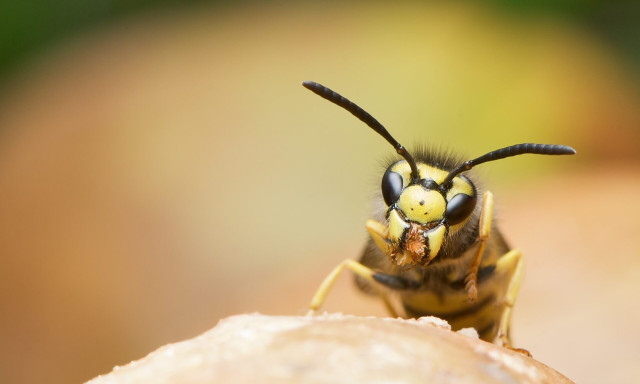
<box><xmin>358</xmin><ymin>223</ymin><xmax>518</xmax><ymax>342</ymax></box>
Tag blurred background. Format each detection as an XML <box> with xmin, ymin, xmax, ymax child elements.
<box><xmin>1</xmin><ymin>1</ymin><xmax>639</xmax><ymax>383</ymax></box>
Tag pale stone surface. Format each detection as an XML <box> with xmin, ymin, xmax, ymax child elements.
<box><xmin>87</xmin><ymin>313</ymin><xmax>573</xmax><ymax>384</ymax></box>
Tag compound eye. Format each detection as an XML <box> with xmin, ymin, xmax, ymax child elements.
<box><xmin>445</xmin><ymin>193</ymin><xmax>477</xmax><ymax>225</ymax></box>
<box><xmin>381</xmin><ymin>169</ymin><xmax>404</xmax><ymax>206</ymax></box>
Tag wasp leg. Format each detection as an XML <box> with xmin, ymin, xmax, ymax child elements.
<box><xmin>365</xmin><ymin>219</ymin><xmax>390</xmax><ymax>254</ymax></box>
<box><xmin>464</xmin><ymin>191</ymin><xmax>493</xmax><ymax>303</ymax></box>
<box><xmin>494</xmin><ymin>249</ymin><xmax>531</xmax><ymax>356</ymax></box>
<box><xmin>308</xmin><ymin>259</ymin><xmax>399</xmax><ymax>317</ymax></box>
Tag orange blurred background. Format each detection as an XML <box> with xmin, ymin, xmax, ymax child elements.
<box><xmin>1</xmin><ymin>2</ymin><xmax>639</xmax><ymax>383</ymax></box>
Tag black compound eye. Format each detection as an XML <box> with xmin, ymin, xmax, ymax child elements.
<box><xmin>381</xmin><ymin>169</ymin><xmax>404</xmax><ymax>206</ymax></box>
<box><xmin>445</xmin><ymin>193</ymin><xmax>477</xmax><ymax>225</ymax></box>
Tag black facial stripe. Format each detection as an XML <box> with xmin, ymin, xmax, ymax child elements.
<box><xmin>397</xmin><ymin>225</ymin><xmax>409</xmax><ymax>251</ymax></box>
<box><xmin>419</xmin><ymin>178</ymin><xmax>439</xmax><ymax>190</ymax></box>
<box><xmin>421</xmin><ymin>232</ymin><xmax>430</xmax><ymax>264</ymax></box>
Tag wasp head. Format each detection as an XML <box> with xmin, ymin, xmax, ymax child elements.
<box><xmin>302</xmin><ymin>80</ymin><xmax>576</xmax><ymax>271</ymax></box>
<box><xmin>371</xmin><ymin>160</ymin><xmax>477</xmax><ymax>269</ymax></box>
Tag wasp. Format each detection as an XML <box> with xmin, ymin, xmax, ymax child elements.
<box><xmin>302</xmin><ymin>81</ymin><xmax>575</xmax><ymax>350</ymax></box>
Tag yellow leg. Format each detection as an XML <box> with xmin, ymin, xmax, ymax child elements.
<box><xmin>365</xmin><ymin>219</ymin><xmax>390</xmax><ymax>254</ymax></box>
<box><xmin>465</xmin><ymin>191</ymin><xmax>493</xmax><ymax>303</ymax></box>
<box><xmin>493</xmin><ymin>249</ymin><xmax>530</xmax><ymax>355</ymax></box>
<box><xmin>308</xmin><ymin>259</ymin><xmax>398</xmax><ymax>317</ymax></box>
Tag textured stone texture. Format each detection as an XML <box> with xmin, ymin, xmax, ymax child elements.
<box><xmin>87</xmin><ymin>314</ymin><xmax>573</xmax><ymax>384</ymax></box>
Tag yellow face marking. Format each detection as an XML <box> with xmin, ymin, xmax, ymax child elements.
<box><xmin>388</xmin><ymin>209</ymin><xmax>410</xmax><ymax>244</ymax></box>
<box><xmin>390</xmin><ymin>162</ymin><xmax>451</xmax><ymax>186</ymax></box>
<box><xmin>445</xmin><ymin>176</ymin><xmax>474</xmax><ymax>201</ymax></box>
<box><xmin>390</xmin><ymin>161</ymin><xmax>473</xmax><ymax>205</ymax></box>
<box><xmin>397</xmin><ymin>186</ymin><xmax>445</xmax><ymax>224</ymax></box>
<box><xmin>425</xmin><ymin>225</ymin><xmax>446</xmax><ymax>262</ymax></box>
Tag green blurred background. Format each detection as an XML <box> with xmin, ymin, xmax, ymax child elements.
<box><xmin>1</xmin><ymin>1</ymin><xmax>639</xmax><ymax>383</ymax></box>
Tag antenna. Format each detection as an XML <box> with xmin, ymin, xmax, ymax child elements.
<box><xmin>302</xmin><ymin>81</ymin><xmax>420</xmax><ymax>182</ymax></box>
<box><xmin>441</xmin><ymin>143</ymin><xmax>576</xmax><ymax>187</ymax></box>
